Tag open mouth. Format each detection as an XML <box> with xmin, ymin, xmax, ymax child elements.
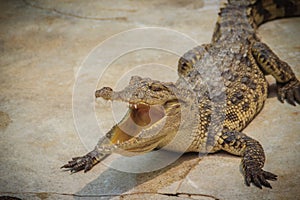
<box><xmin>109</xmin><ymin>102</ymin><xmax>166</xmax><ymax>145</ymax></box>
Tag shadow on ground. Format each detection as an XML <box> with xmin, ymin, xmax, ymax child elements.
<box><xmin>75</xmin><ymin>151</ymin><xmax>201</xmax><ymax>199</ymax></box>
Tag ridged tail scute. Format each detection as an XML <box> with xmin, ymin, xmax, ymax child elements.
<box><xmin>250</xmin><ymin>0</ymin><xmax>300</xmax><ymax>26</ymax></box>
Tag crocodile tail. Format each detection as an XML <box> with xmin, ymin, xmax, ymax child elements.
<box><xmin>249</xmin><ymin>0</ymin><xmax>300</xmax><ymax>27</ymax></box>
<box><xmin>212</xmin><ymin>0</ymin><xmax>300</xmax><ymax>43</ymax></box>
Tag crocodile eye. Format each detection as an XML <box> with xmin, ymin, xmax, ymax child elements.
<box><xmin>149</xmin><ymin>84</ymin><xmax>163</xmax><ymax>91</ymax></box>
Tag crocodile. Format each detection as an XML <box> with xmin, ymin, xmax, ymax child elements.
<box><xmin>62</xmin><ymin>0</ymin><xmax>300</xmax><ymax>189</ymax></box>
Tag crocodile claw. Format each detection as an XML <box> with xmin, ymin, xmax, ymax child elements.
<box><xmin>61</xmin><ymin>153</ymin><xmax>97</xmax><ymax>173</ymax></box>
<box><xmin>277</xmin><ymin>79</ymin><xmax>300</xmax><ymax>106</ymax></box>
<box><xmin>244</xmin><ymin>166</ymin><xmax>277</xmax><ymax>189</ymax></box>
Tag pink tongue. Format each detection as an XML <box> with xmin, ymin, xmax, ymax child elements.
<box><xmin>130</xmin><ymin>104</ymin><xmax>165</xmax><ymax>127</ymax></box>
<box><xmin>149</xmin><ymin>105</ymin><xmax>165</xmax><ymax>124</ymax></box>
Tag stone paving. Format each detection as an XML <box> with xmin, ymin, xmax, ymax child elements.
<box><xmin>0</xmin><ymin>0</ymin><xmax>299</xmax><ymax>199</ymax></box>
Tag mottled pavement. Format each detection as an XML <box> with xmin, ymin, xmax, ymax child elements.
<box><xmin>0</xmin><ymin>0</ymin><xmax>299</xmax><ymax>199</ymax></box>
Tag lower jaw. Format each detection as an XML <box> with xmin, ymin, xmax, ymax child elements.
<box><xmin>109</xmin><ymin>104</ymin><xmax>165</xmax><ymax>145</ymax></box>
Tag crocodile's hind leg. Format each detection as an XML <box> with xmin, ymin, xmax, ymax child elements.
<box><xmin>218</xmin><ymin>130</ymin><xmax>277</xmax><ymax>189</ymax></box>
<box><xmin>252</xmin><ymin>41</ymin><xmax>300</xmax><ymax>105</ymax></box>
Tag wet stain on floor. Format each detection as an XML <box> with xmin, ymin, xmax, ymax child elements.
<box><xmin>0</xmin><ymin>111</ymin><xmax>12</xmax><ymax>130</ymax></box>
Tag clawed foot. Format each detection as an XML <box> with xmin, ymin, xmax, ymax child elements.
<box><xmin>61</xmin><ymin>151</ymin><xmax>101</xmax><ymax>173</ymax></box>
<box><xmin>277</xmin><ymin>79</ymin><xmax>300</xmax><ymax>106</ymax></box>
<box><xmin>244</xmin><ymin>166</ymin><xmax>277</xmax><ymax>189</ymax></box>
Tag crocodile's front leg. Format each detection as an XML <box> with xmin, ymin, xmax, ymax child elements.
<box><xmin>218</xmin><ymin>130</ymin><xmax>277</xmax><ymax>189</ymax></box>
<box><xmin>252</xmin><ymin>41</ymin><xmax>300</xmax><ymax>105</ymax></box>
<box><xmin>61</xmin><ymin>116</ymin><xmax>170</xmax><ymax>173</ymax></box>
<box><xmin>61</xmin><ymin>135</ymin><xmax>113</xmax><ymax>172</ymax></box>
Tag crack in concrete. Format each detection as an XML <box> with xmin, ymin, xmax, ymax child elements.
<box><xmin>174</xmin><ymin>157</ymin><xmax>202</xmax><ymax>193</ymax></box>
<box><xmin>22</xmin><ymin>0</ymin><xmax>128</xmax><ymax>21</ymax></box>
<box><xmin>157</xmin><ymin>192</ymin><xmax>220</xmax><ymax>200</ymax></box>
<box><xmin>1</xmin><ymin>191</ymin><xmax>220</xmax><ymax>199</ymax></box>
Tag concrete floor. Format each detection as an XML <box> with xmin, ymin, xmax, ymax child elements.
<box><xmin>0</xmin><ymin>0</ymin><xmax>299</xmax><ymax>199</ymax></box>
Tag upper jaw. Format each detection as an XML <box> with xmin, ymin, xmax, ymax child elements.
<box><xmin>95</xmin><ymin>86</ymin><xmax>167</xmax><ymax>106</ymax></box>
<box><xmin>95</xmin><ymin>86</ymin><xmax>167</xmax><ymax>118</ymax></box>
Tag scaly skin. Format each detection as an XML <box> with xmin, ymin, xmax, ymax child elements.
<box><xmin>62</xmin><ymin>0</ymin><xmax>300</xmax><ymax>189</ymax></box>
